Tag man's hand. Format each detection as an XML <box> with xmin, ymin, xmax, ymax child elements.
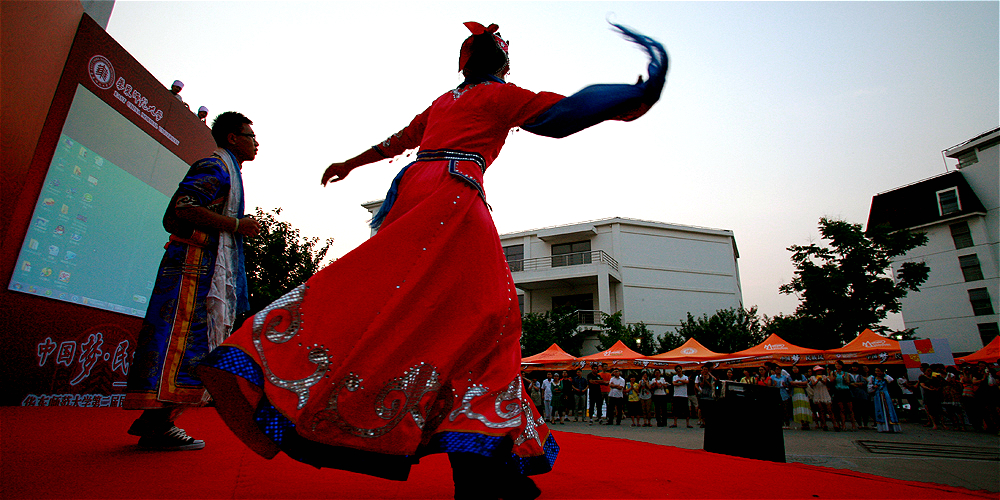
<box><xmin>236</xmin><ymin>216</ymin><xmax>261</xmax><ymax>237</ymax></box>
<box><xmin>322</xmin><ymin>162</ymin><xmax>352</xmax><ymax>185</ymax></box>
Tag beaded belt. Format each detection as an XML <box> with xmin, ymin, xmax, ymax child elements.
<box><xmin>415</xmin><ymin>149</ymin><xmax>486</xmax><ymax>173</ymax></box>
<box><xmin>370</xmin><ymin>149</ymin><xmax>489</xmax><ymax>230</ymax></box>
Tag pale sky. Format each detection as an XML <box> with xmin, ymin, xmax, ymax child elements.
<box><xmin>107</xmin><ymin>1</ymin><xmax>999</xmax><ymax>330</ymax></box>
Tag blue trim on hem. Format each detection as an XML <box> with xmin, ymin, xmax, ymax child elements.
<box><xmin>202</xmin><ymin>345</ymin><xmax>264</xmax><ymax>387</ymax></box>
<box><xmin>419</xmin><ymin>431</ymin><xmax>558</xmax><ymax>476</ymax></box>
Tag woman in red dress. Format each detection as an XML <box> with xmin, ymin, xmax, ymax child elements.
<box><xmin>197</xmin><ymin>21</ymin><xmax>666</xmax><ymax>499</ymax></box>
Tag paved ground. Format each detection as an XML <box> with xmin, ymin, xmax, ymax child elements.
<box><xmin>548</xmin><ymin>417</ymin><xmax>999</xmax><ymax>493</ymax></box>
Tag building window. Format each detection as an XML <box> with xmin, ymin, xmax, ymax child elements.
<box><xmin>978</xmin><ymin>323</ymin><xmax>999</xmax><ymax>346</ymax></box>
<box><xmin>968</xmin><ymin>288</ymin><xmax>995</xmax><ymax>316</ymax></box>
<box><xmin>936</xmin><ymin>188</ymin><xmax>961</xmax><ymax>216</ymax></box>
<box><xmin>504</xmin><ymin>244</ymin><xmax>523</xmax><ymax>272</ymax></box>
<box><xmin>517</xmin><ymin>294</ymin><xmax>524</xmax><ymax>315</ymax></box>
<box><xmin>552</xmin><ymin>240</ymin><xmax>592</xmax><ymax>267</ymax></box>
<box><xmin>949</xmin><ymin>222</ymin><xmax>974</xmax><ymax>249</ymax></box>
<box><xmin>959</xmin><ymin>254</ymin><xmax>984</xmax><ymax>282</ymax></box>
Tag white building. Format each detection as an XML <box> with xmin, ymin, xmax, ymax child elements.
<box><xmin>499</xmin><ymin>217</ymin><xmax>743</xmax><ymax>354</ymax></box>
<box><xmin>867</xmin><ymin>127</ymin><xmax>999</xmax><ymax>353</ymax></box>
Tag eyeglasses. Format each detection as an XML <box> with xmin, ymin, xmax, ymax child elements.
<box><xmin>234</xmin><ymin>133</ymin><xmax>256</xmax><ymax>139</ymax></box>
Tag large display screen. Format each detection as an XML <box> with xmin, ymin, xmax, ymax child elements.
<box><xmin>8</xmin><ymin>84</ymin><xmax>190</xmax><ymax>317</ymax></box>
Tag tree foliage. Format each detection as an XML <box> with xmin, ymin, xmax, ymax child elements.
<box><xmin>243</xmin><ymin>207</ymin><xmax>333</xmax><ymax>316</ymax></box>
<box><xmin>760</xmin><ymin>312</ymin><xmax>828</xmax><ymax>350</ymax></box>
<box><xmin>673</xmin><ymin>306</ymin><xmax>767</xmax><ymax>354</ymax></box>
<box><xmin>520</xmin><ymin>307</ymin><xmax>584</xmax><ymax>357</ymax></box>
<box><xmin>778</xmin><ymin>217</ymin><xmax>929</xmax><ymax>346</ymax></box>
<box><xmin>656</xmin><ymin>330</ymin><xmax>685</xmax><ymax>354</ymax></box>
<box><xmin>598</xmin><ymin>311</ymin><xmax>657</xmax><ymax>356</ymax></box>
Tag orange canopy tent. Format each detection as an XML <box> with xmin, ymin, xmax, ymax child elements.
<box><xmin>637</xmin><ymin>338</ymin><xmax>745</xmax><ymax>369</ymax></box>
<box><xmin>521</xmin><ymin>343</ymin><xmax>582</xmax><ymax>371</ymax></box>
<box><xmin>522</xmin><ymin>343</ymin><xmax>577</xmax><ymax>364</ymax></box>
<box><xmin>956</xmin><ymin>336</ymin><xmax>1000</xmax><ymax>364</ymax></box>
<box><xmin>718</xmin><ymin>333</ymin><xmax>827</xmax><ymax>369</ymax></box>
<box><xmin>825</xmin><ymin>328</ymin><xmax>903</xmax><ymax>364</ymax></box>
<box><xmin>579</xmin><ymin>340</ymin><xmax>645</xmax><ymax>370</ymax></box>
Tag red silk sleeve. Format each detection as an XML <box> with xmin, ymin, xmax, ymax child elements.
<box><xmin>497</xmin><ymin>84</ymin><xmax>565</xmax><ymax>128</ymax></box>
<box><xmin>373</xmin><ymin>105</ymin><xmax>431</xmax><ymax>158</ymax></box>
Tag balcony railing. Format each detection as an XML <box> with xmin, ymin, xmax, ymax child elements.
<box><xmin>507</xmin><ymin>250</ymin><xmax>620</xmax><ymax>274</ymax></box>
<box><xmin>569</xmin><ymin>309</ymin><xmax>602</xmax><ymax>325</ymax></box>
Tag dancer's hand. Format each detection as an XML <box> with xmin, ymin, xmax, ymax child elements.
<box><xmin>322</xmin><ymin>162</ymin><xmax>352</xmax><ymax>185</ymax></box>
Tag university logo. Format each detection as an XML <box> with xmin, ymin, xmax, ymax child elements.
<box><xmin>681</xmin><ymin>348</ymin><xmax>697</xmax><ymax>355</ymax></box>
<box><xmin>764</xmin><ymin>343</ymin><xmax>788</xmax><ymax>351</ymax></box>
<box><xmin>88</xmin><ymin>55</ymin><xmax>115</xmax><ymax>90</ymax></box>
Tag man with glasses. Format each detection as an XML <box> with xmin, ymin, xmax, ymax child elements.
<box><xmin>124</xmin><ymin>111</ymin><xmax>261</xmax><ymax>451</ymax></box>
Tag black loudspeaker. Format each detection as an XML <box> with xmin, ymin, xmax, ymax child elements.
<box><xmin>702</xmin><ymin>382</ymin><xmax>786</xmax><ymax>463</ymax></box>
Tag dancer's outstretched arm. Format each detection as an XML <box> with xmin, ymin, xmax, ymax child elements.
<box><xmin>321</xmin><ymin>147</ymin><xmax>385</xmax><ymax>185</ymax></box>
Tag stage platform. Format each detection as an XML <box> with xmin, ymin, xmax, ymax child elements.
<box><xmin>2</xmin><ymin>407</ymin><xmax>995</xmax><ymax>499</ymax></box>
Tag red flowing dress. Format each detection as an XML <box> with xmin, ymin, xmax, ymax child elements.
<box><xmin>197</xmin><ymin>79</ymin><xmax>565</xmax><ymax>479</ymax></box>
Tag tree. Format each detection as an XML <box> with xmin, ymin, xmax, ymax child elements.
<box><xmin>673</xmin><ymin>307</ymin><xmax>767</xmax><ymax>354</ymax></box>
<box><xmin>520</xmin><ymin>307</ymin><xmax>584</xmax><ymax>356</ymax></box>
<box><xmin>761</xmin><ymin>312</ymin><xmax>826</xmax><ymax>350</ymax></box>
<box><xmin>656</xmin><ymin>331</ymin><xmax>685</xmax><ymax>354</ymax></box>
<box><xmin>243</xmin><ymin>207</ymin><xmax>333</xmax><ymax>316</ymax></box>
<box><xmin>598</xmin><ymin>311</ymin><xmax>657</xmax><ymax>356</ymax></box>
<box><xmin>779</xmin><ymin>217</ymin><xmax>929</xmax><ymax>347</ymax></box>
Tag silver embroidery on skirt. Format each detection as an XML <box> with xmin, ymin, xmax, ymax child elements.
<box><xmin>311</xmin><ymin>362</ymin><xmax>442</xmax><ymax>438</ymax></box>
<box><xmin>252</xmin><ymin>284</ymin><xmax>329</xmax><ymax>409</ymax></box>
<box><xmin>449</xmin><ymin>376</ymin><xmax>544</xmax><ymax>446</ymax></box>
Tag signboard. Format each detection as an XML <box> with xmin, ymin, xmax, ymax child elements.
<box><xmin>3</xmin><ymin>14</ymin><xmax>215</xmax><ymax>406</ymax></box>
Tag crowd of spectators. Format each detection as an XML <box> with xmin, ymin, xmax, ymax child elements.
<box><xmin>522</xmin><ymin>360</ymin><xmax>1000</xmax><ymax>434</ymax></box>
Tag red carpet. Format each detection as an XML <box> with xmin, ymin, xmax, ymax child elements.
<box><xmin>1</xmin><ymin>407</ymin><xmax>991</xmax><ymax>499</ymax></box>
